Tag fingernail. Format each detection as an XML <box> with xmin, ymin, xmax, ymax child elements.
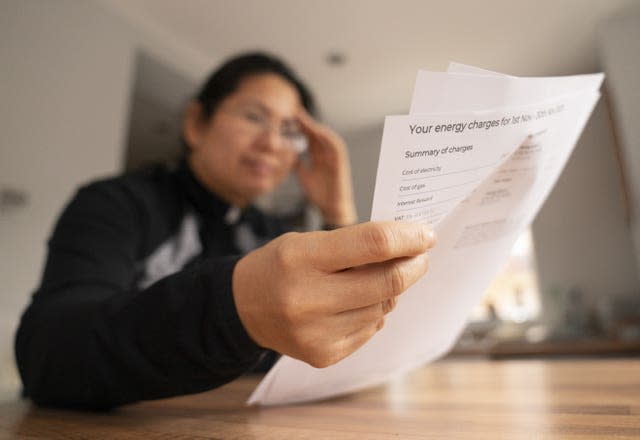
<box><xmin>421</xmin><ymin>225</ymin><xmax>436</xmax><ymax>246</ymax></box>
<box><xmin>390</xmin><ymin>296</ymin><xmax>398</xmax><ymax>310</ymax></box>
<box><xmin>413</xmin><ymin>253</ymin><xmax>430</xmax><ymax>274</ymax></box>
<box><xmin>382</xmin><ymin>298</ymin><xmax>396</xmax><ymax>314</ymax></box>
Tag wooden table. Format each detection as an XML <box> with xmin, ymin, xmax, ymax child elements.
<box><xmin>1</xmin><ymin>358</ymin><xmax>639</xmax><ymax>439</ymax></box>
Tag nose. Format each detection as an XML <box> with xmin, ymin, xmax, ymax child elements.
<box><xmin>255</xmin><ymin>125</ymin><xmax>284</xmax><ymax>153</ymax></box>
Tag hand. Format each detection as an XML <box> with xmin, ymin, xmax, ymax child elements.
<box><xmin>232</xmin><ymin>221</ymin><xmax>435</xmax><ymax>368</ymax></box>
<box><xmin>294</xmin><ymin>111</ymin><xmax>357</xmax><ymax>226</ymax></box>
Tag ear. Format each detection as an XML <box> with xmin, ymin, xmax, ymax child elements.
<box><xmin>182</xmin><ymin>102</ymin><xmax>206</xmax><ymax>152</ymax></box>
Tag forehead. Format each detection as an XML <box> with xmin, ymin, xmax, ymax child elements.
<box><xmin>227</xmin><ymin>73</ymin><xmax>301</xmax><ymax>116</ymax></box>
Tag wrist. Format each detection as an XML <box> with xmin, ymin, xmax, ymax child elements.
<box><xmin>321</xmin><ymin>204</ymin><xmax>358</xmax><ymax>227</ymax></box>
<box><xmin>232</xmin><ymin>254</ymin><xmax>268</xmax><ymax>349</ymax></box>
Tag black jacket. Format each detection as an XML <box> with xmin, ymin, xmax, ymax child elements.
<box><xmin>15</xmin><ymin>162</ymin><xmax>286</xmax><ymax>409</ymax></box>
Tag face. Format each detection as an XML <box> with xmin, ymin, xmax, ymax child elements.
<box><xmin>185</xmin><ymin>73</ymin><xmax>303</xmax><ymax>207</ymax></box>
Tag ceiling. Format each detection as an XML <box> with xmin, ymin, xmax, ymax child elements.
<box><xmin>100</xmin><ymin>0</ymin><xmax>636</xmax><ymax>134</ymax></box>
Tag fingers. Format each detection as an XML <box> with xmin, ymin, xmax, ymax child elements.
<box><xmin>332</xmin><ymin>299</ymin><xmax>396</xmax><ymax>332</ymax></box>
<box><xmin>307</xmin><ymin>318</ymin><xmax>382</xmax><ymax>368</ymax></box>
<box><xmin>314</xmin><ymin>300</ymin><xmax>398</xmax><ymax>368</ymax></box>
<box><xmin>324</xmin><ymin>253</ymin><xmax>430</xmax><ymax>312</ymax></box>
<box><xmin>308</xmin><ymin>221</ymin><xmax>435</xmax><ymax>272</ymax></box>
<box><xmin>294</xmin><ymin>155</ymin><xmax>314</xmax><ymax>182</ymax></box>
<box><xmin>296</xmin><ymin>110</ymin><xmax>345</xmax><ymax>156</ymax></box>
<box><xmin>334</xmin><ymin>302</ymin><xmax>384</xmax><ymax>332</ymax></box>
<box><xmin>383</xmin><ymin>296</ymin><xmax>398</xmax><ymax>314</ymax></box>
<box><xmin>329</xmin><ymin>321</ymin><xmax>381</xmax><ymax>368</ymax></box>
<box><xmin>295</xmin><ymin>110</ymin><xmax>329</xmax><ymax>141</ymax></box>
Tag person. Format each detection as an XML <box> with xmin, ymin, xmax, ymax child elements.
<box><xmin>14</xmin><ymin>52</ymin><xmax>435</xmax><ymax>409</ymax></box>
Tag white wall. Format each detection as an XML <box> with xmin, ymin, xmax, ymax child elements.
<box><xmin>599</xmin><ymin>9</ymin><xmax>640</xmax><ymax>276</ymax></box>
<box><xmin>531</xmin><ymin>7</ymin><xmax>640</xmax><ymax>319</ymax></box>
<box><xmin>0</xmin><ymin>0</ymin><xmax>209</xmax><ymax>399</ymax></box>
<box><xmin>343</xmin><ymin>125</ymin><xmax>384</xmax><ymax>221</ymax></box>
<box><xmin>531</xmin><ymin>100</ymin><xmax>640</xmax><ymax>318</ymax></box>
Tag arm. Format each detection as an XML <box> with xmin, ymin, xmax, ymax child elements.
<box><xmin>16</xmin><ymin>180</ymin><xmax>435</xmax><ymax>409</ymax></box>
<box><xmin>15</xmin><ymin>181</ymin><xmax>263</xmax><ymax>409</ymax></box>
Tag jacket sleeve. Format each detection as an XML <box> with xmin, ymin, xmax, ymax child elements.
<box><xmin>14</xmin><ymin>181</ymin><xmax>264</xmax><ymax>409</ymax></box>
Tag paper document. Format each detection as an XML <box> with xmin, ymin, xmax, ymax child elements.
<box><xmin>248</xmin><ymin>63</ymin><xmax>604</xmax><ymax>406</ymax></box>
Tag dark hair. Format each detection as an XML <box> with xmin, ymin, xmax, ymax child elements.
<box><xmin>195</xmin><ymin>52</ymin><xmax>316</xmax><ymax>119</ymax></box>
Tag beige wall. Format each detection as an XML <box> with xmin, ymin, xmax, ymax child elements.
<box><xmin>1</xmin><ymin>0</ymin><xmax>131</xmax><ymax>397</ymax></box>
<box><xmin>0</xmin><ymin>0</ymin><xmax>208</xmax><ymax>398</ymax></box>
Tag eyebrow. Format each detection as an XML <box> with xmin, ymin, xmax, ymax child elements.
<box><xmin>239</xmin><ymin>99</ymin><xmax>298</xmax><ymax>125</ymax></box>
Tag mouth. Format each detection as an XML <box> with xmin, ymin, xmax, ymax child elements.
<box><xmin>241</xmin><ymin>157</ymin><xmax>277</xmax><ymax>178</ymax></box>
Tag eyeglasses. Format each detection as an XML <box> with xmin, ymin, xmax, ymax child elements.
<box><xmin>222</xmin><ymin>105</ymin><xmax>307</xmax><ymax>153</ymax></box>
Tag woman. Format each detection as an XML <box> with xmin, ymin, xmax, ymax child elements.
<box><xmin>15</xmin><ymin>53</ymin><xmax>434</xmax><ymax>409</ymax></box>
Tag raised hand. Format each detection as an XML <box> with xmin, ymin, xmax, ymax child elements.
<box><xmin>294</xmin><ymin>111</ymin><xmax>358</xmax><ymax>226</ymax></box>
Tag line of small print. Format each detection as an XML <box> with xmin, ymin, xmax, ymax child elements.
<box><xmin>398</xmin><ymin>179</ymin><xmax>482</xmax><ymax>197</ymax></box>
<box><xmin>400</xmin><ymin>161</ymin><xmax>499</xmax><ymax>181</ymax></box>
<box><xmin>396</xmin><ymin>195</ymin><xmax>465</xmax><ymax>212</ymax></box>
<box><xmin>417</xmin><ymin>213</ymin><xmax>443</xmax><ymax>223</ymax></box>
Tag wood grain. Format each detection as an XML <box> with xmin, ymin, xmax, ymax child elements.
<box><xmin>1</xmin><ymin>358</ymin><xmax>639</xmax><ymax>439</ymax></box>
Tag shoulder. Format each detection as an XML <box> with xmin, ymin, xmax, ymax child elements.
<box><xmin>76</xmin><ymin>164</ymin><xmax>183</xmax><ymax>215</ymax></box>
<box><xmin>60</xmin><ymin>164</ymin><xmax>186</xmax><ymax>252</ymax></box>
<box><xmin>80</xmin><ymin>164</ymin><xmax>179</xmax><ymax>207</ymax></box>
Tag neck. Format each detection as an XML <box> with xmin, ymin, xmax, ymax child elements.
<box><xmin>187</xmin><ymin>156</ymin><xmax>251</xmax><ymax>208</ymax></box>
